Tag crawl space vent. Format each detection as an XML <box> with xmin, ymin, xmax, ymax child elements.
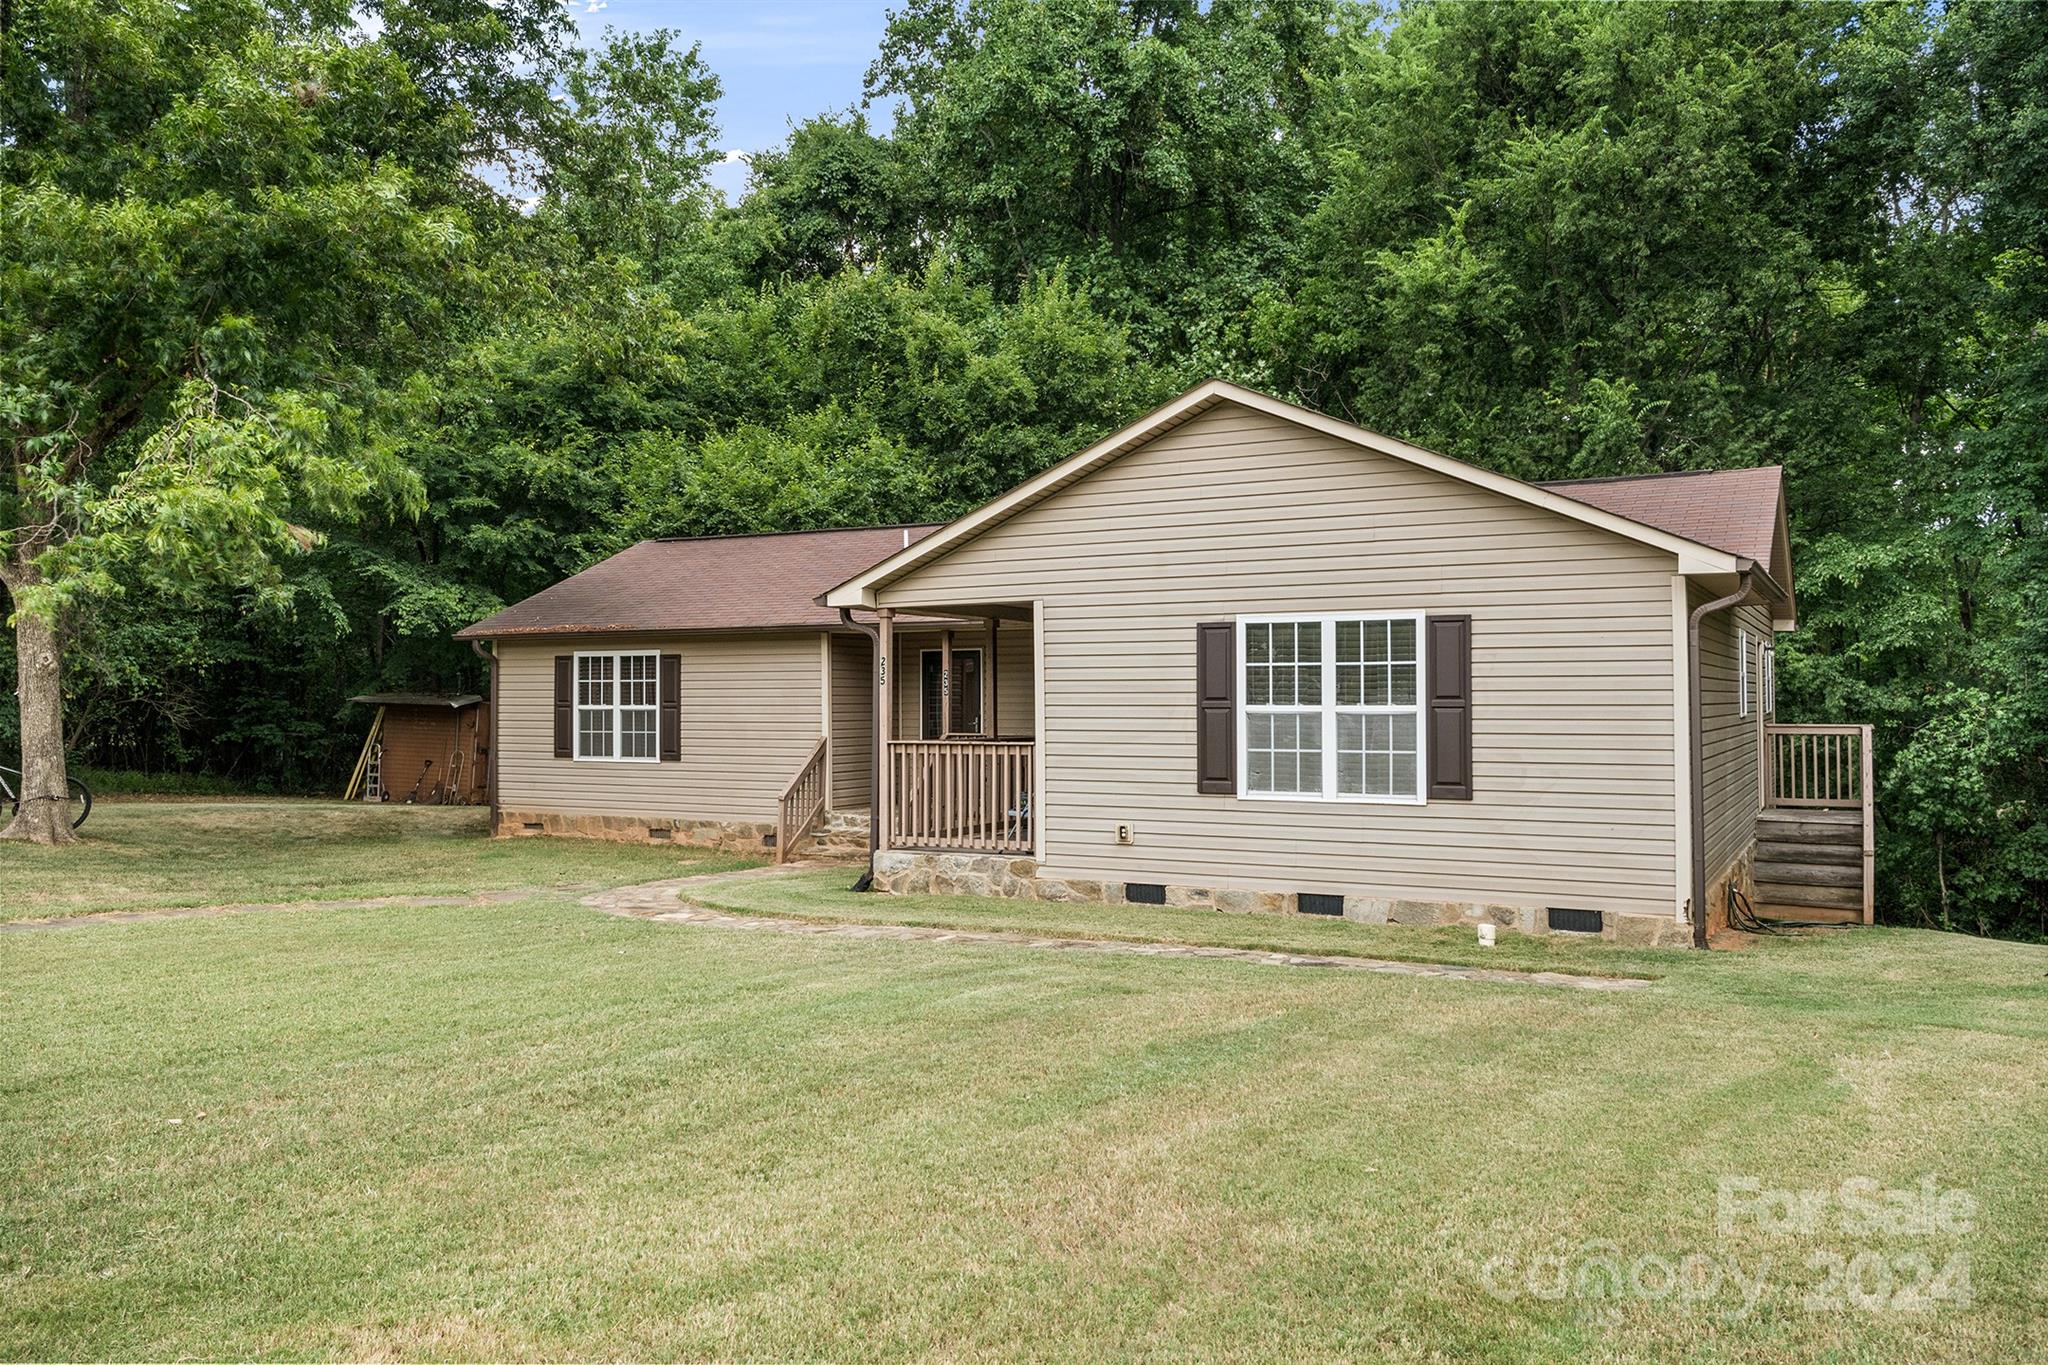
<box><xmin>1123</xmin><ymin>882</ymin><xmax>1167</xmax><ymax>905</ymax></box>
<box><xmin>1546</xmin><ymin>907</ymin><xmax>1604</xmax><ymax>935</ymax></box>
<box><xmin>1298</xmin><ymin>893</ymin><xmax>1345</xmax><ymax>917</ymax></box>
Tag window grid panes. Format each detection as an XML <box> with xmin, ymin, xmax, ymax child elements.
<box><xmin>1247</xmin><ymin>712</ymin><xmax>1325</xmax><ymax>796</ymax></box>
<box><xmin>1243</xmin><ymin>615</ymin><xmax>1424</xmax><ymax>801</ymax></box>
<box><xmin>1244</xmin><ymin>621</ymin><xmax>1322</xmax><ymax>707</ymax></box>
<box><xmin>577</xmin><ymin>652</ymin><xmax>659</xmax><ymax>761</ymax></box>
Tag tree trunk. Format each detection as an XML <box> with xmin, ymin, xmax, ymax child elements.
<box><xmin>2</xmin><ymin>565</ymin><xmax>76</xmax><ymax>845</ymax></box>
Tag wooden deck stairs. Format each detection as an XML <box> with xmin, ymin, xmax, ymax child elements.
<box><xmin>1752</xmin><ymin>725</ymin><xmax>1874</xmax><ymax>926</ymax></box>
<box><xmin>1754</xmin><ymin>809</ymin><xmax>1866</xmax><ymax>924</ymax></box>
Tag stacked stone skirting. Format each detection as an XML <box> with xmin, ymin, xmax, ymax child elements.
<box><xmin>1701</xmin><ymin>841</ymin><xmax>1759</xmax><ymax>940</ymax></box>
<box><xmin>870</xmin><ymin>850</ymin><xmax>1695</xmax><ymax>948</ymax></box>
<box><xmin>496</xmin><ymin>810</ymin><xmax>773</xmax><ymax>855</ymax></box>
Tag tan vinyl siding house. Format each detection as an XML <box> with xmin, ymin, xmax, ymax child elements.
<box><xmin>495</xmin><ymin>633</ymin><xmax>825</xmax><ymax>836</ymax></box>
<box><xmin>461</xmin><ymin>380</ymin><xmax>1839</xmax><ymax>944</ymax></box>
<box><xmin>864</xmin><ymin>403</ymin><xmax>1683</xmax><ymax>920</ymax></box>
<box><xmin>1696</xmin><ymin>591</ymin><xmax>1775</xmax><ymax>883</ymax></box>
<box><xmin>829</xmin><ymin>634</ymin><xmax>874</xmax><ymax>809</ymax></box>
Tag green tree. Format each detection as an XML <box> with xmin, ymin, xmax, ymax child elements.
<box><xmin>729</xmin><ymin>112</ymin><xmax>927</xmax><ymax>282</ymax></box>
<box><xmin>540</xmin><ymin>29</ymin><xmax>725</xmax><ymax>270</ymax></box>
<box><xmin>1264</xmin><ymin>0</ymin><xmax>1866</xmax><ymax>475</ymax></box>
<box><xmin>0</xmin><ymin>0</ymin><xmax>573</xmax><ymax>841</ymax></box>
<box><xmin>869</xmin><ymin>0</ymin><xmax>1336</xmax><ymax>363</ymax></box>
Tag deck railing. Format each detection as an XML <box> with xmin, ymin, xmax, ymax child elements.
<box><xmin>775</xmin><ymin>736</ymin><xmax>830</xmax><ymax>865</ymax></box>
<box><xmin>1764</xmin><ymin>723</ymin><xmax>1870</xmax><ymax>809</ymax></box>
<box><xmin>888</xmin><ymin>739</ymin><xmax>1034</xmax><ymax>854</ymax></box>
<box><xmin>1763</xmin><ymin>722</ymin><xmax>1875</xmax><ymax>925</ymax></box>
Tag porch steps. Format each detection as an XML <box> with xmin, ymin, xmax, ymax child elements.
<box><xmin>796</xmin><ymin>808</ymin><xmax>871</xmax><ymax>861</ymax></box>
<box><xmin>1752</xmin><ymin>809</ymin><xmax>1866</xmax><ymax>923</ymax></box>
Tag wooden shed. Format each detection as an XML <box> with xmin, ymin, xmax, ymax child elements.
<box><xmin>343</xmin><ymin>694</ymin><xmax>490</xmax><ymax>805</ymax></box>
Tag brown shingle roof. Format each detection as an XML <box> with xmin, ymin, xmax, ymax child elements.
<box><xmin>462</xmin><ymin>463</ymin><xmax>1794</xmax><ymax>645</ymax></box>
<box><xmin>455</xmin><ymin>524</ymin><xmax>942</xmax><ymax>640</ymax></box>
<box><xmin>1540</xmin><ymin>465</ymin><xmax>1792</xmax><ymax>615</ymax></box>
<box><xmin>1537</xmin><ymin>466</ymin><xmax>1783</xmax><ymax>566</ymax></box>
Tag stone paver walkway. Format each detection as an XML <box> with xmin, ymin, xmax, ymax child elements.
<box><xmin>586</xmin><ymin>869</ymin><xmax>1653</xmax><ymax>992</ymax></box>
<box><xmin>1</xmin><ymin>883</ymin><xmax>605</xmax><ymax>932</ymax></box>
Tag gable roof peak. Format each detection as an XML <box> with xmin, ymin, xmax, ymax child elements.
<box><xmin>824</xmin><ymin>380</ymin><xmax>1772</xmax><ymax>610</ymax></box>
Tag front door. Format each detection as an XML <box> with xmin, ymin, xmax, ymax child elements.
<box><xmin>921</xmin><ymin>649</ymin><xmax>983</xmax><ymax>738</ymax></box>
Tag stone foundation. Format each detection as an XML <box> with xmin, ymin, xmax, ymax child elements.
<box><xmin>1701</xmin><ymin>841</ymin><xmax>1759</xmax><ymax>940</ymax></box>
<box><xmin>496</xmin><ymin>809</ymin><xmax>774</xmax><ymax>855</ymax></box>
<box><xmin>870</xmin><ymin>850</ymin><xmax>1695</xmax><ymax>948</ymax></box>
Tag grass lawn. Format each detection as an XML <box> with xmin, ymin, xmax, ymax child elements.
<box><xmin>0</xmin><ymin>802</ymin><xmax>755</xmax><ymax>920</ymax></box>
<box><xmin>4</xmin><ymin>809</ymin><xmax>2046</xmax><ymax>1359</ymax></box>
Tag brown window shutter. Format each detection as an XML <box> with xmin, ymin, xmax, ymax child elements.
<box><xmin>553</xmin><ymin>655</ymin><xmax>574</xmax><ymax>758</ymax></box>
<box><xmin>659</xmin><ymin>654</ymin><xmax>682</xmax><ymax>761</ymax></box>
<box><xmin>1196</xmin><ymin>622</ymin><xmax>1236</xmax><ymax>794</ymax></box>
<box><xmin>1426</xmin><ymin>615</ymin><xmax>1472</xmax><ymax>800</ymax></box>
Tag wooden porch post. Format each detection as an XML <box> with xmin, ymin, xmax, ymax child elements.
<box><xmin>940</xmin><ymin>629</ymin><xmax>954</xmax><ymax>736</ymax></box>
<box><xmin>877</xmin><ymin>607</ymin><xmax>894</xmax><ymax>852</ymax></box>
<box><xmin>985</xmin><ymin>617</ymin><xmax>999</xmax><ymax>737</ymax></box>
<box><xmin>1861</xmin><ymin>723</ymin><xmax>1875</xmax><ymax>925</ymax></box>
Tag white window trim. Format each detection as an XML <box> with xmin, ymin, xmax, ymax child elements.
<box><xmin>1738</xmin><ymin>629</ymin><xmax>1752</xmax><ymax>718</ymax></box>
<box><xmin>1235</xmin><ymin>612</ymin><xmax>1427</xmax><ymax>805</ymax></box>
<box><xmin>1763</xmin><ymin>643</ymin><xmax>1776</xmax><ymax>716</ymax></box>
<box><xmin>573</xmin><ymin>649</ymin><xmax>662</xmax><ymax>764</ymax></box>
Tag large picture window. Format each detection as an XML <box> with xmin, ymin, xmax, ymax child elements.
<box><xmin>1241</xmin><ymin>614</ymin><xmax>1425</xmax><ymax>803</ymax></box>
<box><xmin>576</xmin><ymin>651</ymin><xmax>660</xmax><ymax>761</ymax></box>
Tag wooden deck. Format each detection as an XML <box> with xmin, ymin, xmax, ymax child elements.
<box><xmin>1752</xmin><ymin>725</ymin><xmax>1874</xmax><ymax>925</ymax></box>
<box><xmin>1753</xmin><ymin>808</ymin><xmax>1865</xmax><ymax>923</ymax></box>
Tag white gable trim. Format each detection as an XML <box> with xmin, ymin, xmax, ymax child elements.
<box><xmin>823</xmin><ymin>380</ymin><xmax>1744</xmax><ymax>608</ymax></box>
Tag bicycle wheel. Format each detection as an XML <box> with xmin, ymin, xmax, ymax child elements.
<box><xmin>67</xmin><ymin>777</ymin><xmax>92</xmax><ymax>830</ymax></box>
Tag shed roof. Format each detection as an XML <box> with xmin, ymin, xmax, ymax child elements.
<box><xmin>349</xmin><ymin>693</ymin><xmax>483</xmax><ymax>709</ymax></box>
<box><xmin>454</xmin><ymin>524</ymin><xmax>943</xmax><ymax>641</ymax></box>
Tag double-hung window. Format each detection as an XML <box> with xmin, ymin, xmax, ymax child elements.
<box><xmin>576</xmin><ymin>651</ymin><xmax>660</xmax><ymax>761</ymax></box>
<box><xmin>1241</xmin><ymin>613</ymin><xmax>1425</xmax><ymax>803</ymax></box>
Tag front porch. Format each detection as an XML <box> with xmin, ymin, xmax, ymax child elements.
<box><xmin>775</xmin><ymin>604</ymin><xmax>1040</xmax><ymax>863</ymax></box>
<box><xmin>874</xmin><ymin>603</ymin><xmax>1039</xmax><ymax>857</ymax></box>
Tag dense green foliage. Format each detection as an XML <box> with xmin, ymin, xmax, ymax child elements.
<box><xmin>3</xmin><ymin>0</ymin><xmax>2041</xmax><ymax>935</ymax></box>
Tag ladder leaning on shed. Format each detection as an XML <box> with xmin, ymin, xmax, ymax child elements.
<box><xmin>343</xmin><ymin>706</ymin><xmax>386</xmax><ymax>802</ymax></box>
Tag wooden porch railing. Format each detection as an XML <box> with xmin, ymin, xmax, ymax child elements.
<box><xmin>889</xmin><ymin>739</ymin><xmax>1034</xmax><ymax>854</ymax></box>
<box><xmin>775</xmin><ymin>736</ymin><xmax>830</xmax><ymax>865</ymax></box>
<box><xmin>1763</xmin><ymin>723</ymin><xmax>1875</xmax><ymax>925</ymax></box>
<box><xmin>1764</xmin><ymin>723</ymin><xmax>1870</xmax><ymax>809</ymax></box>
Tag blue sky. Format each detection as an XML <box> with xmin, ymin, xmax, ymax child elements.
<box><xmin>569</xmin><ymin>1</ymin><xmax>898</xmax><ymax>198</ymax></box>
